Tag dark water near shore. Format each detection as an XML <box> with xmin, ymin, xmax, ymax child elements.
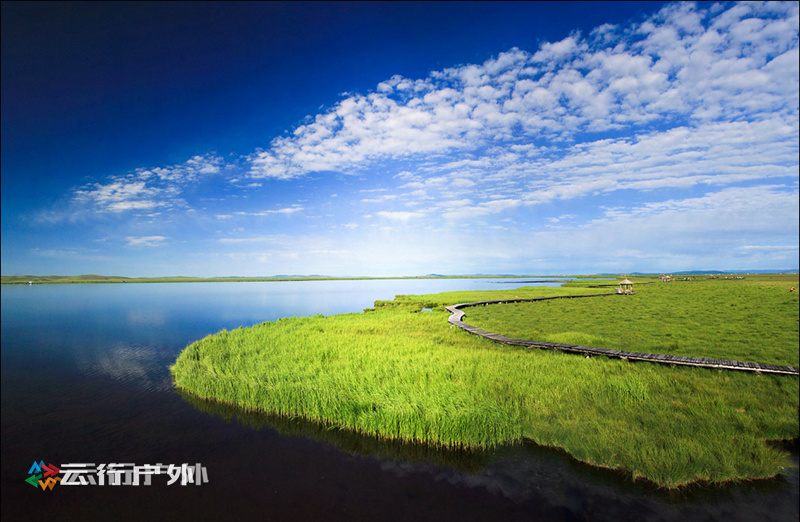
<box><xmin>2</xmin><ymin>280</ymin><xmax>797</xmax><ymax>521</ymax></box>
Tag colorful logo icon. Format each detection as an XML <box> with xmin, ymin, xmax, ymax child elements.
<box><xmin>26</xmin><ymin>461</ymin><xmax>61</xmax><ymax>490</ymax></box>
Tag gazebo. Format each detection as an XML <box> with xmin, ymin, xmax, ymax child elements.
<box><xmin>617</xmin><ymin>278</ymin><xmax>634</xmax><ymax>295</ymax></box>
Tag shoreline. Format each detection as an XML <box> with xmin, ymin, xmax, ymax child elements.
<box><xmin>1</xmin><ymin>275</ymin><xmax>584</xmax><ymax>285</ymax></box>
<box><xmin>171</xmin><ymin>279</ymin><xmax>799</xmax><ymax>488</ymax></box>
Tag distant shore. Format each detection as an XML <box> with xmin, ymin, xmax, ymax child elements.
<box><xmin>4</xmin><ymin>272</ymin><xmax>796</xmax><ymax>285</ymax></box>
<box><xmin>0</xmin><ymin>274</ymin><xmax>594</xmax><ymax>285</ymax></box>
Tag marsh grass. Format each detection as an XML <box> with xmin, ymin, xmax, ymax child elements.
<box><xmin>171</xmin><ymin>278</ymin><xmax>799</xmax><ymax>488</ymax></box>
<box><xmin>175</xmin><ymin>387</ymin><xmax>499</xmax><ymax>473</ymax></box>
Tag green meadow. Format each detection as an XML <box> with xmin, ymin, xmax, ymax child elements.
<box><xmin>171</xmin><ymin>276</ymin><xmax>799</xmax><ymax>488</ymax></box>
<box><xmin>466</xmin><ymin>277</ymin><xmax>799</xmax><ymax>367</ymax></box>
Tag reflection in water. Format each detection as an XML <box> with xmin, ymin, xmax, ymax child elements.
<box><xmin>176</xmin><ymin>388</ymin><xmax>799</xmax><ymax>520</ymax></box>
<box><xmin>126</xmin><ymin>309</ymin><xmax>167</xmax><ymax>326</ymax></box>
<box><xmin>176</xmin><ymin>389</ymin><xmax>499</xmax><ymax>473</ymax></box>
<box><xmin>75</xmin><ymin>343</ymin><xmax>173</xmax><ymax>392</ymax></box>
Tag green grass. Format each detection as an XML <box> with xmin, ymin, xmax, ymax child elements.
<box><xmin>466</xmin><ymin>278</ymin><xmax>799</xmax><ymax>367</ymax></box>
<box><xmin>176</xmin><ymin>386</ymin><xmax>501</xmax><ymax>473</ymax></box>
<box><xmin>171</xmin><ymin>278</ymin><xmax>799</xmax><ymax>488</ymax></box>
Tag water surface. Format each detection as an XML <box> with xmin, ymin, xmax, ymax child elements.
<box><xmin>2</xmin><ymin>280</ymin><xmax>797</xmax><ymax>521</ymax></box>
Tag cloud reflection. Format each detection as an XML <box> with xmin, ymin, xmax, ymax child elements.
<box><xmin>75</xmin><ymin>343</ymin><xmax>172</xmax><ymax>392</ymax></box>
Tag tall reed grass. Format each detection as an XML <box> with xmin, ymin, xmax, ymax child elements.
<box><xmin>171</xmin><ymin>279</ymin><xmax>798</xmax><ymax>488</ymax></box>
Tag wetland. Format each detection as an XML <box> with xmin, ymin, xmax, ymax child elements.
<box><xmin>2</xmin><ymin>276</ymin><xmax>798</xmax><ymax>520</ymax></box>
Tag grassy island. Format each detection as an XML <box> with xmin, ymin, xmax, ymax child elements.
<box><xmin>171</xmin><ymin>275</ymin><xmax>798</xmax><ymax>488</ymax></box>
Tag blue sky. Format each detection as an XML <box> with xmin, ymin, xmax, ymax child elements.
<box><xmin>2</xmin><ymin>1</ymin><xmax>798</xmax><ymax>277</ymax></box>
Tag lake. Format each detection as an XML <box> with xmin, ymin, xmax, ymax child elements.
<box><xmin>2</xmin><ymin>280</ymin><xmax>797</xmax><ymax>521</ymax></box>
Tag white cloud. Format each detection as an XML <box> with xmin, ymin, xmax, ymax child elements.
<box><xmin>736</xmin><ymin>244</ymin><xmax>798</xmax><ymax>253</ymax></box>
<box><xmin>218</xmin><ymin>236</ymin><xmax>280</xmax><ymax>244</ymax></box>
<box><xmin>374</xmin><ymin>210</ymin><xmax>426</xmax><ymax>221</ymax></box>
<box><xmin>441</xmin><ymin>198</ymin><xmax>521</xmax><ymax>220</ymax></box>
<box><xmin>106</xmin><ymin>200</ymin><xmax>165</xmax><ymax>212</ymax></box>
<box><xmin>242</xmin><ymin>1</ymin><xmax>798</xmax><ymax>228</ymax></box>
<box><xmin>125</xmin><ymin>236</ymin><xmax>167</xmax><ymax>247</ymax></box>
<box><xmin>236</xmin><ymin>206</ymin><xmax>304</xmax><ymax>216</ymax></box>
<box><xmin>361</xmin><ymin>194</ymin><xmax>399</xmax><ymax>203</ymax></box>
<box><xmin>70</xmin><ymin>154</ymin><xmax>226</xmax><ymax>217</ymax></box>
<box><xmin>532</xmin><ymin>35</ymin><xmax>586</xmax><ymax>63</ymax></box>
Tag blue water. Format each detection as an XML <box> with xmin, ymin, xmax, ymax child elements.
<box><xmin>2</xmin><ymin>280</ymin><xmax>797</xmax><ymax>521</ymax></box>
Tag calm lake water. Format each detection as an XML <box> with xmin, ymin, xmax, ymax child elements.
<box><xmin>2</xmin><ymin>280</ymin><xmax>797</xmax><ymax>521</ymax></box>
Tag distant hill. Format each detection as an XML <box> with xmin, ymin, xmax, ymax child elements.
<box><xmin>3</xmin><ymin>270</ymin><xmax>797</xmax><ymax>284</ymax></box>
<box><xmin>625</xmin><ymin>269</ymin><xmax>798</xmax><ymax>275</ymax></box>
<box><xmin>1</xmin><ymin>274</ymin><xmax>130</xmax><ymax>282</ymax></box>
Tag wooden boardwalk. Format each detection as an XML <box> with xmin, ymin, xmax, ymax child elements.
<box><xmin>445</xmin><ymin>294</ymin><xmax>799</xmax><ymax>376</ymax></box>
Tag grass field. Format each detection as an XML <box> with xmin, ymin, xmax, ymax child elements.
<box><xmin>171</xmin><ymin>276</ymin><xmax>799</xmax><ymax>488</ymax></box>
<box><xmin>465</xmin><ymin>277</ymin><xmax>799</xmax><ymax>367</ymax></box>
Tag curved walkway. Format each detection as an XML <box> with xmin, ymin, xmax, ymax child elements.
<box><xmin>445</xmin><ymin>293</ymin><xmax>799</xmax><ymax>376</ymax></box>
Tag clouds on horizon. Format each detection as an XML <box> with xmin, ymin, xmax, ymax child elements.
<box><xmin>25</xmin><ymin>1</ymin><xmax>800</xmax><ymax>274</ymax></box>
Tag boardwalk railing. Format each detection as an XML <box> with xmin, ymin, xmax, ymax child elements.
<box><xmin>445</xmin><ymin>294</ymin><xmax>799</xmax><ymax>376</ymax></box>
